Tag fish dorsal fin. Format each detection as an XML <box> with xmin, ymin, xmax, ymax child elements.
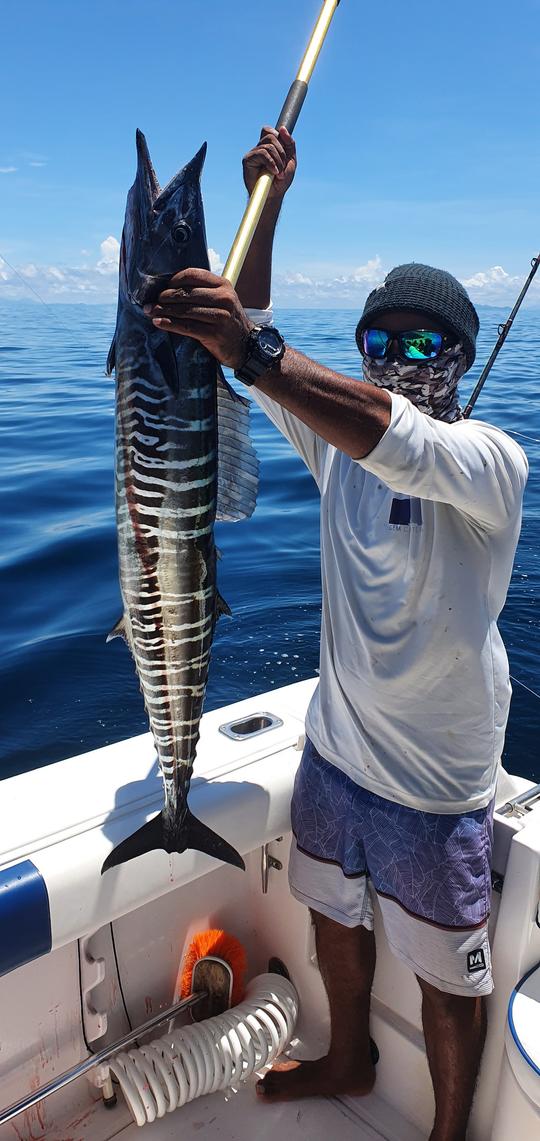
<box><xmin>216</xmin><ymin>368</ymin><xmax>259</xmax><ymax>522</ymax></box>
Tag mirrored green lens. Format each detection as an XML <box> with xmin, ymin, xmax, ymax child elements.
<box><xmin>401</xmin><ymin>331</ymin><xmax>443</xmax><ymax>360</ymax></box>
<box><xmin>363</xmin><ymin>329</ymin><xmax>390</xmax><ymax>358</ymax></box>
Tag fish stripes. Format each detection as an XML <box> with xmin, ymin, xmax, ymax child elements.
<box><xmin>115</xmin><ymin>338</ymin><xmax>219</xmax><ymax>805</ymax></box>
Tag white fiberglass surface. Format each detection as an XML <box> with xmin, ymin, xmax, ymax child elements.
<box><xmin>116</xmin><ymin>1081</ymin><xmax>393</xmax><ymax>1141</ymax></box>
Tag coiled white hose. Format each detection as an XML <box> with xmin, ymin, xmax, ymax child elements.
<box><xmin>108</xmin><ymin>973</ymin><xmax>299</xmax><ymax>1127</ymax></box>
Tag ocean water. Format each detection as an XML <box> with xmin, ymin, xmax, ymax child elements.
<box><xmin>0</xmin><ymin>302</ymin><xmax>538</xmax><ymax>785</ymax></box>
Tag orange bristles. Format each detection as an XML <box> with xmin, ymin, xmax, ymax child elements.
<box><xmin>180</xmin><ymin>929</ymin><xmax>247</xmax><ymax>1007</ymax></box>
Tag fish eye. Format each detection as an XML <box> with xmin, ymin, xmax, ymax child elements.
<box><xmin>172</xmin><ymin>221</ymin><xmax>191</xmax><ymax>245</ymax></box>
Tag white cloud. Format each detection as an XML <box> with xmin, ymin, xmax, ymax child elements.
<box><xmin>0</xmin><ymin>240</ymin><xmax>122</xmax><ymax>302</ymax></box>
<box><xmin>270</xmin><ymin>256</ymin><xmax>540</xmax><ymax>308</ymax></box>
<box><xmin>2</xmin><ymin>245</ymin><xmax>538</xmax><ymax>309</ymax></box>
<box><xmin>283</xmin><ymin>271</ymin><xmax>313</xmax><ymax>286</ymax></box>
<box><xmin>208</xmin><ymin>247</ymin><xmax>223</xmax><ymax>274</ymax></box>
<box><xmin>460</xmin><ymin>264</ymin><xmax>540</xmax><ymax>305</ymax></box>
<box><xmin>0</xmin><ymin>166</ymin><xmax>17</xmax><ymax>174</ymax></box>
<box><xmin>96</xmin><ymin>235</ymin><xmax>120</xmax><ymax>275</ymax></box>
<box><xmin>351</xmin><ymin>257</ymin><xmax>384</xmax><ymax>283</ymax></box>
<box><xmin>273</xmin><ymin>256</ymin><xmax>385</xmax><ymax>305</ymax></box>
<box><xmin>29</xmin><ymin>161</ymin><xmax>46</xmax><ymax>168</ymax></box>
<box><xmin>0</xmin><ymin>239</ymin><xmax>224</xmax><ymax>303</ymax></box>
<box><xmin>462</xmin><ymin>265</ymin><xmax>511</xmax><ymax>289</ymax></box>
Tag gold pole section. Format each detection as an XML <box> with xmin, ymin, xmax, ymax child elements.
<box><xmin>297</xmin><ymin>0</ymin><xmax>341</xmax><ymax>83</ymax></box>
<box><xmin>222</xmin><ymin>0</ymin><xmax>341</xmax><ymax>287</ymax></box>
<box><xmin>222</xmin><ymin>172</ymin><xmax>274</xmax><ymax>288</ymax></box>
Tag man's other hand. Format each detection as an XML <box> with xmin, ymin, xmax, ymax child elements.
<box><xmin>242</xmin><ymin>125</ymin><xmax>296</xmax><ymax>202</ymax></box>
<box><xmin>145</xmin><ymin>269</ymin><xmax>253</xmax><ymax>370</ymax></box>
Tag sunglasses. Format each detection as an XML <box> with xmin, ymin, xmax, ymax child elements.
<box><xmin>361</xmin><ymin>328</ymin><xmax>456</xmax><ymax>363</ymax></box>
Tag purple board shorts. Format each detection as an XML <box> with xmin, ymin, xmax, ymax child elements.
<box><xmin>289</xmin><ymin>738</ymin><xmax>494</xmax><ymax>996</ymax></box>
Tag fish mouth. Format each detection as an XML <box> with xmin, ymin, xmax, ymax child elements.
<box><xmin>135</xmin><ymin>128</ymin><xmax>160</xmax><ymax>204</ymax></box>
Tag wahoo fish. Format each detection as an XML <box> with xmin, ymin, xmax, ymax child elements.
<box><xmin>102</xmin><ymin>131</ymin><xmax>258</xmax><ymax>874</ymax></box>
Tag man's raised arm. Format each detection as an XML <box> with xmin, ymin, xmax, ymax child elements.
<box><xmin>235</xmin><ymin>125</ymin><xmax>297</xmax><ymax>311</ymax></box>
<box><xmin>146</xmin><ymin>266</ymin><xmax>391</xmax><ymax>461</ymax></box>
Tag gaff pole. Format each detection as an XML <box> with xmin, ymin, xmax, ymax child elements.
<box><xmin>463</xmin><ymin>251</ymin><xmax>540</xmax><ymax>418</ymax></box>
<box><xmin>222</xmin><ymin>0</ymin><xmax>341</xmax><ymax>287</ymax></box>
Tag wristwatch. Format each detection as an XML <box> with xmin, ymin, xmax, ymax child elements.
<box><xmin>234</xmin><ymin>325</ymin><xmax>286</xmax><ymax>385</ymax></box>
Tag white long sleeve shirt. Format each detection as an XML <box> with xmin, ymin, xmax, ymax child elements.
<box><xmin>245</xmin><ymin>308</ymin><xmax>528</xmax><ymax>812</ymax></box>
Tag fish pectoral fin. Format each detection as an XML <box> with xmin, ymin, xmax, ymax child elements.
<box><xmin>106</xmin><ymin>615</ymin><xmax>128</xmax><ymax>643</ymax></box>
<box><xmin>154</xmin><ymin>335</ymin><xmax>180</xmax><ymax>397</ymax></box>
<box><xmin>216</xmin><ymin>367</ymin><xmax>259</xmax><ymax>523</ymax></box>
<box><xmin>216</xmin><ymin>590</ymin><xmax>232</xmax><ymax>619</ymax></box>
<box><xmin>101</xmin><ymin>809</ymin><xmax>245</xmax><ymax>874</ymax></box>
<box><xmin>106</xmin><ymin>332</ymin><xmax>116</xmax><ymax>376</ymax></box>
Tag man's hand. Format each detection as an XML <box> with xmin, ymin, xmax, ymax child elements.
<box><xmin>145</xmin><ymin>269</ymin><xmax>253</xmax><ymax>370</ymax></box>
<box><xmin>243</xmin><ymin>125</ymin><xmax>296</xmax><ymax>203</ymax></box>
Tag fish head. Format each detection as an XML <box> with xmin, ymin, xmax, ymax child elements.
<box><xmin>121</xmin><ymin>129</ymin><xmax>209</xmax><ymax>309</ymax></box>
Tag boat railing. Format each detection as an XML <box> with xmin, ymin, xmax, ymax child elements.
<box><xmin>499</xmin><ymin>782</ymin><xmax>540</xmax><ymax>818</ymax></box>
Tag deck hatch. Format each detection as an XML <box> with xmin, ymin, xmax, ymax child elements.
<box><xmin>0</xmin><ymin>859</ymin><xmax>52</xmax><ymax>977</ymax></box>
<box><xmin>218</xmin><ymin>712</ymin><xmax>284</xmax><ymax>741</ymax></box>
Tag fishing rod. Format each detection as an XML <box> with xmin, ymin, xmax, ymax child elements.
<box><xmin>222</xmin><ymin>0</ymin><xmax>341</xmax><ymax>287</ymax></box>
<box><xmin>463</xmin><ymin>250</ymin><xmax>540</xmax><ymax>418</ymax></box>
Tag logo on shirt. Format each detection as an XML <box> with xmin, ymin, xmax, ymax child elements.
<box><xmin>389</xmin><ymin>497</ymin><xmax>423</xmax><ymax>527</ymax></box>
<box><xmin>467</xmin><ymin>948</ymin><xmax>487</xmax><ymax>973</ymax></box>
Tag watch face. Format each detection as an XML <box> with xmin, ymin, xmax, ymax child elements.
<box><xmin>258</xmin><ymin>327</ymin><xmax>283</xmax><ymax>357</ymax></box>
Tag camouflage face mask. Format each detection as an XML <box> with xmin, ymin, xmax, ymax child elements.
<box><xmin>362</xmin><ymin>342</ymin><xmax>468</xmax><ymax>423</ymax></box>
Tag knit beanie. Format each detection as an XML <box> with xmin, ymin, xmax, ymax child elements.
<box><xmin>356</xmin><ymin>263</ymin><xmax>479</xmax><ymax>369</ymax></box>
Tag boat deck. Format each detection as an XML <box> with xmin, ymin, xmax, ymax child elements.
<box><xmin>0</xmin><ymin>681</ymin><xmax>537</xmax><ymax>1141</ymax></box>
<box><xmin>116</xmin><ymin>1078</ymin><xmax>424</xmax><ymax>1141</ymax></box>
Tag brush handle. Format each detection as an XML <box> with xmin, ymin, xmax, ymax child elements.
<box><xmin>0</xmin><ymin>993</ymin><xmax>205</xmax><ymax>1126</ymax></box>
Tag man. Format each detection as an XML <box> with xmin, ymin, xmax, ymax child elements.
<box><xmin>146</xmin><ymin>127</ymin><xmax>528</xmax><ymax>1141</ymax></box>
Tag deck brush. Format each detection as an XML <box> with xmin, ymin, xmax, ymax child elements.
<box><xmin>177</xmin><ymin>929</ymin><xmax>247</xmax><ymax>1022</ymax></box>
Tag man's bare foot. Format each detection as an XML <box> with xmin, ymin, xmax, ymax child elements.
<box><xmin>256</xmin><ymin>1055</ymin><xmax>376</xmax><ymax>1102</ymax></box>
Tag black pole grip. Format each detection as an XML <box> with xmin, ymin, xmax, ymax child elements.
<box><xmin>275</xmin><ymin>80</ymin><xmax>308</xmax><ymax>133</ymax></box>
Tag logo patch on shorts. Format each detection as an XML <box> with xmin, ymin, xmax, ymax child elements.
<box><xmin>467</xmin><ymin>948</ymin><xmax>486</xmax><ymax>973</ymax></box>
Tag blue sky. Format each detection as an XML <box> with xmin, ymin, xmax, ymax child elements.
<box><xmin>1</xmin><ymin>0</ymin><xmax>539</xmax><ymax>306</ymax></box>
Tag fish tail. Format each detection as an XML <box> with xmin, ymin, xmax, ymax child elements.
<box><xmin>184</xmin><ymin>811</ymin><xmax>245</xmax><ymax>872</ymax></box>
<box><xmin>101</xmin><ymin>810</ymin><xmax>245</xmax><ymax>874</ymax></box>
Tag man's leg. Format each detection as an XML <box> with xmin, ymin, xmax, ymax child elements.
<box><xmin>257</xmin><ymin>910</ymin><xmax>377</xmax><ymax>1101</ymax></box>
<box><xmin>418</xmin><ymin>975</ymin><xmax>487</xmax><ymax>1141</ymax></box>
